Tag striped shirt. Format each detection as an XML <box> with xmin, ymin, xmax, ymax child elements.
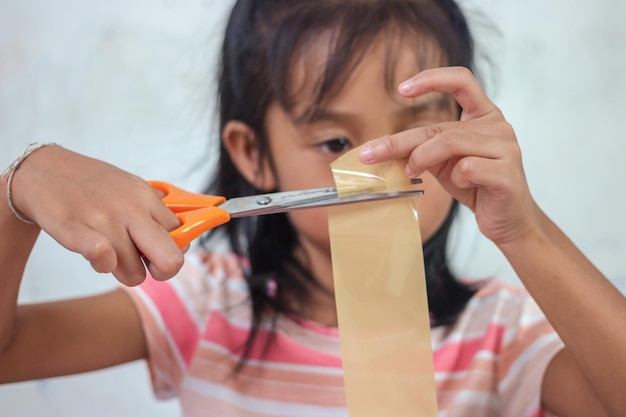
<box><xmin>124</xmin><ymin>251</ymin><xmax>563</xmax><ymax>417</ymax></box>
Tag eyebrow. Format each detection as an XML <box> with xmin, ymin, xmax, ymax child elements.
<box><xmin>298</xmin><ymin>94</ymin><xmax>452</xmax><ymax>125</ymax></box>
<box><xmin>396</xmin><ymin>95</ymin><xmax>452</xmax><ymax>119</ymax></box>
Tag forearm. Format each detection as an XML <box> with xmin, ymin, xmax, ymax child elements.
<box><xmin>499</xmin><ymin>208</ymin><xmax>626</xmax><ymax>415</ymax></box>
<box><xmin>0</xmin><ymin>175</ymin><xmax>40</xmax><ymax>353</ymax></box>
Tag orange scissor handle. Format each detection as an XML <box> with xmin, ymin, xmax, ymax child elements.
<box><xmin>148</xmin><ymin>181</ymin><xmax>231</xmax><ymax>248</ymax></box>
<box><xmin>169</xmin><ymin>206</ymin><xmax>230</xmax><ymax>247</ymax></box>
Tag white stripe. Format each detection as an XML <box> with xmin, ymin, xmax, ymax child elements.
<box><xmin>183</xmin><ymin>376</ymin><xmax>348</xmax><ymax>417</ymax></box>
<box><xmin>432</xmin><ymin>287</ymin><xmax>540</xmax><ymax>350</ymax></box>
<box><xmin>464</xmin><ymin>287</ymin><xmax>521</xmax><ymax>311</ymax></box>
<box><xmin>437</xmin><ymin>390</ymin><xmax>499</xmax><ymax>416</ymax></box>
<box><xmin>186</xmin><ymin>251</ymin><xmax>248</xmax><ymax>290</ymax></box>
<box><xmin>225</xmin><ymin>278</ymin><xmax>248</xmax><ymax>291</ymax></box>
<box><xmin>512</xmin><ymin>309</ymin><xmax>546</xmax><ymax>329</ymax></box>
<box><xmin>169</xmin><ymin>278</ymin><xmax>206</xmax><ymax>330</ymax></box>
<box><xmin>435</xmin><ymin>368</ymin><xmax>469</xmax><ymax>382</ymax></box>
<box><xmin>218</xmin><ymin>314</ymin><xmax>274</xmax><ymax>331</ymax></box>
<box><xmin>432</xmin><ymin>327</ymin><xmax>501</xmax><ymax>351</ymax></box>
<box><xmin>502</xmin><ymin>309</ymin><xmax>548</xmax><ymax>346</ymax></box>
<box><xmin>197</xmin><ymin>340</ymin><xmax>344</xmax><ymax>376</ymax></box>
<box><xmin>185</xmin><ymin>251</ymin><xmax>206</xmax><ymax>270</ymax></box>
<box><xmin>519</xmin><ymin>400</ymin><xmax>543</xmax><ymax>417</ymax></box>
<box><xmin>434</xmin><ymin>350</ymin><xmax>497</xmax><ymax>381</ymax></box>
<box><xmin>499</xmin><ymin>332</ymin><xmax>562</xmax><ymax>391</ymax></box>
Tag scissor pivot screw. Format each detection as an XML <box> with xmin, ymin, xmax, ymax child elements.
<box><xmin>256</xmin><ymin>196</ymin><xmax>272</xmax><ymax>206</ymax></box>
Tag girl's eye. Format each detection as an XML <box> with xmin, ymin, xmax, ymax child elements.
<box><xmin>318</xmin><ymin>137</ymin><xmax>352</xmax><ymax>154</ymax></box>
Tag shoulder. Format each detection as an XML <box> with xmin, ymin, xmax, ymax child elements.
<box><xmin>470</xmin><ymin>278</ymin><xmax>529</xmax><ymax>305</ymax></box>
<box><xmin>117</xmin><ymin>250</ymin><xmax>251</xmax><ymax>397</ymax></box>
<box><xmin>464</xmin><ymin>278</ymin><xmax>541</xmax><ymax>325</ymax></box>
<box><xmin>444</xmin><ymin>279</ymin><xmax>534</xmax><ymax>327</ymax></box>
<box><xmin>432</xmin><ymin>278</ymin><xmax>560</xmax><ymax>355</ymax></box>
<box><xmin>433</xmin><ymin>279</ymin><xmax>563</xmax><ymax>415</ymax></box>
<box><xmin>468</xmin><ymin>278</ymin><xmax>537</xmax><ymax>317</ymax></box>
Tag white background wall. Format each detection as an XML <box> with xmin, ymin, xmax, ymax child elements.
<box><xmin>1</xmin><ymin>0</ymin><xmax>624</xmax><ymax>415</ymax></box>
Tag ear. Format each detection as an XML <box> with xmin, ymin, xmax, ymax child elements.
<box><xmin>222</xmin><ymin>120</ymin><xmax>276</xmax><ymax>191</ymax></box>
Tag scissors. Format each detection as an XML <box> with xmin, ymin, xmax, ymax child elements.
<box><xmin>149</xmin><ymin>179</ymin><xmax>424</xmax><ymax>248</ymax></box>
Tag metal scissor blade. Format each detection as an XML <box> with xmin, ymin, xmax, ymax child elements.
<box><xmin>220</xmin><ymin>186</ymin><xmax>424</xmax><ymax>218</ymax></box>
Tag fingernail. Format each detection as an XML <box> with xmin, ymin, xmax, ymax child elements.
<box><xmin>404</xmin><ymin>165</ymin><xmax>414</xmax><ymax>177</ymax></box>
<box><xmin>359</xmin><ymin>145</ymin><xmax>375</xmax><ymax>163</ymax></box>
<box><xmin>399</xmin><ymin>80</ymin><xmax>413</xmax><ymax>94</ymax></box>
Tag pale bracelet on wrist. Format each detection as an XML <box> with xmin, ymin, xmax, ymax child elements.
<box><xmin>1</xmin><ymin>142</ymin><xmax>60</xmax><ymax>224</ymax></box>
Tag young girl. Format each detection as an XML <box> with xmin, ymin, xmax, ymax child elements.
<box><xmin>1</xmin><ymin>1</ymin><xmax>625</xmax><ymax>416</ymax></box>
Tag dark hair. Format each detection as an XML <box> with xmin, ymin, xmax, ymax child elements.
<box><xmin>202</xmin><ymin>0</ymin><xmax>478</xmax><ymax>364</ymax></box>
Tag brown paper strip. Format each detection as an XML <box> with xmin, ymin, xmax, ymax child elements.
<box><xmin>328</xmin><ymin>148</ymin><xmax>437</xmax><ymax>417</ymax></box>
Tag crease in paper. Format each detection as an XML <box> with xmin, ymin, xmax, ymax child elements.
<box><xmin>328</xmin><ymin>147</ymin><xmax>437</xmax><ymax>417</ymax></box>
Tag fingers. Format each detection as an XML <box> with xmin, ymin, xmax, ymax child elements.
<box><xmin>69</xmin><ymin>227</ymin><xmax>118</xmax><ymax>274</ymax></box>
<box><xmin>359</xmin><ymin>67</ymin><xmax>506</xmax><ymax>168</ymax></box>
<box><xmin>130</xmin><ymin>211</ymin><xmax>184</xmax><ymax>282</ymax></box>
<box><xmin>54</xmin><ymin>191</ymin><xmax>184</xmax><ymax>287</ymax></box>
<box><xmin>402</xmin><ymin>129</ymin><xmax>519</xmax><ymax>178</ymax></box>
<box><xmin>64</xmin><ymin>221</ymin><xmax>183</xmax><ymax>286</ymax></box>
<box><xmin>58</xmin><ymin>223</ymin><xmax>146</xmax><ymax>287</ymax></box>
<box><xmin>449</xmin><ymin>156</ymin><xmax>519</xmax><ymax>192</ymax></box>
<box><xmin>398</xmin><ymin>66</ymin><xmax>499</xmax><ymax>120</ymax></box>
<box><xmin>360</xmin><ymin>123</ymin><xmax>517</xmax><ymax>180</ymax></box>
<box><xmin>359</xmin><ymin>121</ymin><xmax>456</xmax><ymax>167</ymax></box>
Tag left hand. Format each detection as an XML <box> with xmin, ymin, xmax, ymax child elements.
<box><xmin>359</xmin><ymin>66</ymin><xmax>540</xmax><ymax>246</ymax></box>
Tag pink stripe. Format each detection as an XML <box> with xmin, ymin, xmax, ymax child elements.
<box><xmin>287</xmin><ymin>314</ymin><xmax>339</xmax><ymax>337</ymax></box>
<box><xmin>141</xmin><ymin>277</ymin><xmax>199</xmax><ymax>366</ymax></box>
<box><xmin>433</xmin><ymin>322</ymin><xmax>505</xmax><ymax>373</ymax></box>
<box><xmin>205</xmin><ymin>313</ymin><xmax>342</xmax><ymax>368</ymax></box>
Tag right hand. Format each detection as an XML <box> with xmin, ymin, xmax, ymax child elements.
<box><xmin>358</xmin><ymin>67</ymin><xmax>538</xmax><ymax>248</ymax></box>
<box><xmin>10</xmin><ymin>145</ymin><xmax>185</xmax><ymax>286</ymax></box>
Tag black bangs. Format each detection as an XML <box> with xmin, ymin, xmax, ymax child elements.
<box><xmin>260</xmin><ymin>1</ymin><xmax>473</xmax><ymax>122</ymax></box>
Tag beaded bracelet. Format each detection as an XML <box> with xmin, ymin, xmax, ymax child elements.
<box><xmin>1</xmin><ymin>142</ymin><xmax>60</xmax><ymax>224</ymax></box>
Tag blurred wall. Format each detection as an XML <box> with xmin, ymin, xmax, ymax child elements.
<box><xmin>0</xmin><ymin>0</ymin><xmax>624</xmax><ymax>415</ymax></box>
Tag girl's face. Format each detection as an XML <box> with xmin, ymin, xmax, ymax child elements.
<box><xmin>263</xmin><ymin>36</ymin><xmax>456</xmax><ymax>278</ymax></box>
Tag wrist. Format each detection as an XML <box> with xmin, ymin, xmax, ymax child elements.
<box><xmin>2</xmin><ymin>142</ymin><xmax>60</xmax><ymax>224</ymax></box>
<box><xmin>496</xmin><ymin>207</ymin><xmax>559</xmax><ymax>266</ymax></box>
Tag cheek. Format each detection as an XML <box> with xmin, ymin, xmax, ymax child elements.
<box><xmin>274</xmin><ymin>159</ymin><xmax>336</xmax><ymax>191</ymax></box>
<box><xmin>287</xmin><ymin>207</ymin><xmax>331</xmax><ymax>244</ymax></box>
